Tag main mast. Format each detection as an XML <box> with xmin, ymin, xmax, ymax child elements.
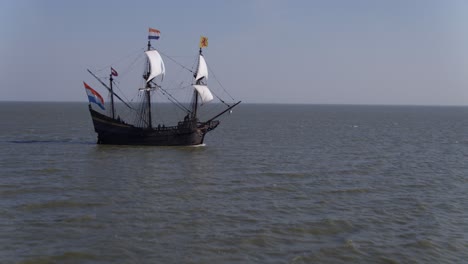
<box><xmin>145</xmin><ymin>40</ymin><xmax>152</xmax><ymax>128</ymax></box>
<box><xmin>141</xmin><ymin>28</ymin><xmax>164</xmax><ymax>129</ymax></box>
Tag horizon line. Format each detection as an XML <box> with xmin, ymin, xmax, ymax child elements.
<box><xmin>0</xmin><ymin>100</ymin><xmax>467</xmax><ymax>108</ymax></box>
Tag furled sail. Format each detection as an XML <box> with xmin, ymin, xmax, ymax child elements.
<box><xmin>195</xmin><ymin>55</ymin><xmax>208</xmax><ymax>82</ymax></box>
<box><xmin>145</xmin><ymin>50</ymin><xmax>165</xmax><ymax>83</ymax></box>
<box><xmin>193</xmin><ymin>85</ymin><xmax>213</xmax><ymax>104</ymax></box>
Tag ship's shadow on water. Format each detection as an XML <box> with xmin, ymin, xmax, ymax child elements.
<box><xmin>91</xmin><ymin>143</ymin><xmax>208</xmax><ymax>149</ymax></box>
<box><xmin>8</xmin><ymin>139</ymin><xmax>207</xmax><ymax>147</ymax></box>
<box><xmin>9</xmin><ymin>139</ymin><xmax>95</xmax><ymax>145</ymax></box>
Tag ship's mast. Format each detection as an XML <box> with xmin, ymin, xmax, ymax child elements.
<box><xmin>145</xmin><ymin>40</ymin><xmax>152</xmax><ymax>128</ymax></box>
<box><xmin>191</xmin><ymin>48</ymin><xmax>203</xmax><ymax>120</ymax></box>
<box><xmin>109</xmin><ymin>71</ymin><xmax>115</xmax><ymax>119</ymax></box>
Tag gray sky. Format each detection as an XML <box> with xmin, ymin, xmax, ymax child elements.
<box><xmin>1</xmin><ymin>0</ymin><xmax>468</xmax><ymax>105</ymax></box>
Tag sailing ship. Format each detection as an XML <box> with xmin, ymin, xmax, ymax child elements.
<box><xmin>83</xmin><ymin>28</ymin><xmax>240</xmax><ymax>146</ymax></box>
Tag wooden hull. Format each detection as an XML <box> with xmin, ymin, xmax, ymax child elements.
<box><xmin>88</xmin><ymin>107</ymin><xmax>219</xmax><ymax>146</ymax></box>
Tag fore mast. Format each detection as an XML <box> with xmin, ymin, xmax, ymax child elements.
<box><xmin>190</xmin><ymin>36</ymin><xmax>211</xmax><ymax>122</ymax></box>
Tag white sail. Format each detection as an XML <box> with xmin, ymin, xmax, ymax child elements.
<box><xmin>145</xmin><ymin>50</ymin><xmax>165</xmax><ymax>83</ymax></box>
<box><xmin>195</xmin><ymin>55</ymin><xmax>208</xmax><ymax>82</ymax></box>
<box><xmin>193</xmin><ymin>85</ymin><xmax>213</xmax><ymax>104</ymax></box>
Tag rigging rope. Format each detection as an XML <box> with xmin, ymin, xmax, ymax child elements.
<box><xmin>207</xmin><ymin>63</ymin><xmax>236</xmax><ymax>101</ymax></box>
<box><xmin>96</xmin><ymin>47</ymin><xmax>146</xmax><ymax>73</ymax></box>
<box><xmin>159</xmin><ymin>50</ymin><xmax>195</xmax><ymax>74</ymax></box>
<box><xmin>110</xmin><ymin>80</ymin><xmax>133</xmax><ymax>104</ymax></box>
<box><xmin>92</xmin><ymin>49</ymin><xmax>146</xmax><ymax>109</ymax></box>
<box><xmin>151</xmin><ymin>80</ymin><xmax>191</xmax><ymax>113</ymax></box>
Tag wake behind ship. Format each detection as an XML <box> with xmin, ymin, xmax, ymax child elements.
<box><xmin>83</xmin><ymin>28</ymin><xmax>240</xmax><ymax>146</ymax></box>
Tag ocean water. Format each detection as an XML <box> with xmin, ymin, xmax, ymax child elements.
<box><xmin>0</xmin><ymin>102</ymin><xmax>467</xmax><ymax>263</ymax></box>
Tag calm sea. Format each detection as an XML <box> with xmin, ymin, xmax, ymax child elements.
<box><xmin>0</xmin><ymin>102</ymin><xmax>467</xmax><ymax>263</ymax></box>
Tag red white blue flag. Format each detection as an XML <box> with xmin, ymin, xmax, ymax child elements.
<box><xmin>148</xmin><ymin>28</ymin><xmax>160</xmax><ymax>40</ymax></box>
<box><xmin>83</xmin><ymin>82</ymin><xmax>105</xmax><ymax>110</ymax></box>
<box><xmin>111</xmin><ymin>67</ymin><xmax>118</xmax><ymax>77</ymax></box>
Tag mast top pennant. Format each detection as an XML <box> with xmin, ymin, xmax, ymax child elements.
<box><xmin>199</xmin><ymin>36</ymin><xmax>208</xmax><ymax>48</ymax></box>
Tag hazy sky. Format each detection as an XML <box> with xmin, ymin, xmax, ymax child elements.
<box><xmin>1</xmin><ymin>0</ymin><xmax>468</xmax><ymax>105</ymax></box>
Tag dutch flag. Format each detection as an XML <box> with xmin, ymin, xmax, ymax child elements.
<box><xmin>148</xmin><ymin>27</ymin><xmax>160</xmax><ymax>40</ymax></box>
<box><xmin>83</xmin><ymin>82</ymin><xmax>105</xmax><ymax>110</ymax></box>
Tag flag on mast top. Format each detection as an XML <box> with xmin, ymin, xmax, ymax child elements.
<box><xmin>111</xmin><ymin>67</ymin><xmax>118</xmax><ymax>77</ymax></box>
<box><xmin>148</xmin><ymin>28</ymin><xmax>160</xmax><ymax>40</ymax></box>
<box><xmin>199</xmin><ymin>36</ymin><xmax>208</xmax><ymax>48</ymax></box>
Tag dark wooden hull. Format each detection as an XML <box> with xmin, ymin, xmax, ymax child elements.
<box><xmin>88</xmin><ymin>107</ymin><xmax>219</xmax><ymax>146</ymax></box>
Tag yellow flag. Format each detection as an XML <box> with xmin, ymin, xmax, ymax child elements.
<box><xmin>199</xmin><ymin>36</ymin><xmax>208</xmax><ymax>48</ymax></box>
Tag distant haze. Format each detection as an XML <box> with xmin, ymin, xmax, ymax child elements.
<box><xmin>1</xmin><ymin>0</ymin><xmax>468</xmax><ymax>105</ymax></box>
